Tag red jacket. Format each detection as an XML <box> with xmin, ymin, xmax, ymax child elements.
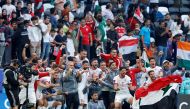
<box><xmin>100</xmin><ymin>53</ymin><xmax>122</xmax><ymax>68</ymax></box>
<box><xmin>127</xmin><ymin>68</ymin><xmax>141</xmax><ymax>87</ymax></box>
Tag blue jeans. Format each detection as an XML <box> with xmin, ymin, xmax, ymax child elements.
<box><xmin>41</xmin><ymin>42</ymin><xmax>51</xmax><ymax>60</ymax></box>
<box><xmin>157</xmin><ymin>46</ymin><xmax>167</xmax><ymax>66</ymax></box>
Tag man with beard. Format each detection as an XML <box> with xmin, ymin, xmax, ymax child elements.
<box><xmin>144</xmin><ymin>70</ymin><xmax>157</xmax><ymax>86</ymax></box>
<box><xmin>77</xmin><ymin>60</ymin><xmax>90</xmax><ymax>109</ymax></box>
<box><xmin>89</xmin><ymin>58</ymin><xmax>102</xmax><ymax>79</ymax></box>
<box><xmin>75</xmin><ymin>49</ymin><xmax>89</xmax><ymax>68</ymax></box>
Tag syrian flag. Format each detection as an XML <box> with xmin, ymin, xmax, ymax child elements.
<box><xmin>118</xmin><ymin>37</ymin><xmax>138</xmax><ymax>56</ymax></box>
<box><xmin>177</xmin><ymin>41</ymin><xmax>190</xmax><ymax>70</ymax></box>
<box><xmin>142</xmin><ymin>51</ymin><xmax>149</xmax><ymax>67</ymax></box>
<box><xmin>134</xmin><ymin>6</ymin><xmax>144</xmax><ymax>23</ymax></box>
<box><xmin>132</xmin><ymin>75</ymin><xmax>182</xmax><ymax>109</ymax></box>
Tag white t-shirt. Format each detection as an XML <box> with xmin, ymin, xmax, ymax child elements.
<box><xmin>78</xmin><ymin>69</ymin><xmax>90</xmax><ymax>90</ymax></box>
<box><xmin>28</xmin><ymin>25</ymin><xmax>42</xmax><ymax>42</ymax></box>
<box><xmin>67</xmin><ymin>38</ymin><xmax>75</xmax><ymax>56</ymax></box>
<box><xmin>146</xmin><ymin>66</ymin><xmax>163</xmax><ymax>77</ymax></box>
<box><xmin>113</xmin><ymin>75</ymin><xmax>131</xmax><ymax>94</ymax></box>
<box><xmin>19</xmin><ymin>75</ymin><xmax>39</xmax><ymax>104</ymax></box>
<box><xmin>102</xmin><ymin>9</ymin><xmax>114</xmax><ymax>20</ymax></box>
<box><xmin>89</xmin><ymin>68</ymin><xmax>102</xmax><ymax>77</ymax></box>
<box><xmin>2</xmin><ymin>4</ymin><xmax>16</xmax><ymax>16</ymax></box>
<box><xmin>75</xmin><ymin>55</ymin><xmax>89</xmax><ymax>65</ymax></box>
<box><xmin>40</xmin><ymin>22</ymin><xmax>51</xmax><ymax>43</ymax></box>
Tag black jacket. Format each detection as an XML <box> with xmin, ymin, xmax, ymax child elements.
<box><xmin>3</xmin><ymin>66</ymin><xmax>19</xmax><ymax>90</ymax></box>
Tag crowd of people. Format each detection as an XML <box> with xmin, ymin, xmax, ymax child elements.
<box><xmin>1</xmin><ymin>0</ymin><xmax>190</xmax><ymax>109</ymax></box>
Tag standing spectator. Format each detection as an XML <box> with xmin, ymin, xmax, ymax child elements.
<box><xmin>89</xmin><ymin>59</ymin><xmax>102</xmax><ymax>78</ymax></box>
<box><xmin>60</xmin><ymin>61</ymin><xmax>80</xmax><ymax>109</ymax></box>
<box><xmin>150</xmin><ymin>5</ymin><xmax>164</xmax><ymax>23</ymax></box>
<box><xmin>1</xmin><ymin>21</ymin><xmax>14</xmax><ymax>67</ymax></box>
<box><xmin>114</xmin><ymin>67</ymin><xmax>134</xmax><ymax>109</ymax></box>
<box><xmin>50</xmin><ymin>8</ymin><xmax>58</xmax><ymax>29</ymax></box>
<box><xmin>115</xmin><ymin>19</ymin><xmax>126</xmax><ymax>38</ymax></box>
<box><xmin>146</xmin><ymin>57</ymin><xmax>163</xmax><ymax>78</ymax></box>
<box><xmin>2</xmin><ymin>0</ymin><xmax>16</xmax><ymax>16</ymax></box>
<box><xmin>165</xmin><ymin>14</ymin><xmax>175</xmax><ymax>31</ymax></box>
<box><xmin>3</xmin><ymin>60</ymin><xmax>20</xmax><ymax>109</ymax></box>
<box><xmin>26</xmin><ymin>2</ymin><xmax>34</xmax><ymax>17</ymax></box>
<box><xmin>79</xmin><ymin>19</ymin><xmax>92</xmax><ymax>59</ymax></box>
<box><xmin>75</xmin><ymin>49</ymin><xmax>89</xmax><ymax>68</ymax></box>
<box><xmin>53</xmin><ymin>27</ymin><xmax>67</xmax><ymax>56</ymax></box>
<box><xmin>16</xmin><ymin>1</ymin><xmax>22</xmax><ymax>18</ymax></box>
<box><xmin>140</xmin><ymin>19</ymin><xmax>151</xmax><ymax>49</ymax></box>
<box><xmin>11</xmin><ymin>21</ymin><xmax>18</xmax><ymax>59</ymax></box>
<box><xmin>0</xmin><ymin>16</ymin><xmax>5</xmax><ymax>67</ymax></box>
<box><xmin>155</xmin><ymin>21</ymin><xmax>171</xmax><ymax>65</ymax></box>
<box><xmin>14</xmin><ymin>18</ymin><xmax>30</xmax><ymax>65</ymax></box>
<box><xmin>106</xmin><ymin>23</ymin><xmax>118</xmax><ymax>53</ymax></box>
<box><xmin>100</xmin><ymin>48</ymin><xmax>122</xmax><ymax>68</ymax></box>
<box><xmin>55</xmin><ymin>0</ymin><xmax>64</xmax><ymax>15</ymax></box>
<box><xmin>40</xmin><ymin>16</ymin><xmax>52</xmax><ymax>60</ymax></box>
<box><xmin>66</xmin><ymin>32</ymin><xmax>75</xmax><ymax>57</ymax></box>
<box><xmin>101</xmin><ymin>62</ymin><xmax>118</xmax><ymax>109</ymax></box>
<box><xmin>102</xmin><ymin>3</ymin><xmax>114</xmax><ymax>21</ymax></box>
<box><xmin>28</xmin><ymin>16</ymin><xmax>43</xmax><ymax>57</ymax></box>
<box><xmin>2</xmin><ymin>9</ymin><xmax>8</xmax><ymax>21</ymax></box>
<box><xmin>34</xmin><ymin>0</ymin><xmax>44</xmax><ymax>18</ymax></box>
<box><xmin>77</xmin><ymin>60</ymin><xmax>90</xmax><ymax>109</ymax></box>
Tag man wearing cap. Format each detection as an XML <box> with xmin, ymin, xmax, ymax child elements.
<box><xmin>162</xmin><ymin>60</ymin><xmax>178</xmax><ymax>77</ymax></box>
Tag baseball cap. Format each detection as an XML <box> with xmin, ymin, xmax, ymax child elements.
<box><xmin>163</xmin><ymin>60</ymin><xmax>169</xmax><ymax>64</ymax></box>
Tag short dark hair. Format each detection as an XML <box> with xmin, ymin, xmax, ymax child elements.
<box><xmin>149</xmin><ymin>57</ymin><xmax>155</xmax><ymax>61</ymax></box>
<box><xmin>91</xmin><ymin>58</ymin><xmax>98</xmax><ymax>64</ymax></box>
<box><xmin>80</xmin><ymin>49</ymin><xmax>87</xmax><ymax>53</ymax></box>
<box><xmin>119</xmin><ymin>67</ymin><xmax>128</xmax><ymax>71</ymax></box>
<box><xmin>148</xmin><ymin>70</ymin><xmax>154</xmax><ymax>76</ymax></box>
<box><xmin>82</xmin><ymin>60</ymin><xmax>89</xmax><ymax>65</ymax></box>
<box><xmin>31</xmin><ymin>16</ymin><xmax>38</xmax><ymax>21</ymax></box>
<box><xmin>50</xmin><ymin>8</ymin><xmax>56</xmax><ymax>14</ymax></box>
<box><xmin>185</xmin><ymin>72</ymin><xmax>190</xmax><ymax>78</ymax></box>
<box><xmin>11</xmin><ymin>59</ymin><xmax>19</xmax><ymax>66</ymax></box>
<box><xmin>91</xmin><ymin>91</ymin><xmax>98</xmax><ymax>97</ymax></box>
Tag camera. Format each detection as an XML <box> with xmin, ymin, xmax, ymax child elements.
<box><xmin>19</xmin><ymin>65</ymin><xmax>38</xmax><ymax>81</ymax></box>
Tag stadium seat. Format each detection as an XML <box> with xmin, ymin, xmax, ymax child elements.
<box><xmin>180</xmin><ymin>7</ymin><xmax>190</xmax><ymax>14</ymax></box>
<box><xmin>158</xmin><ymin>7</ymin><xmax>169</xmax><ymax>15</ymax></box>
<box><xmin>181</xmin><ymin>15</ymin><xmax>189</xmax><ymax>21</ymax></box>
<box><xmin>169</xmin><ymin>7</ymin><xmax>179</xmax><ymax>13</ymax></box>
<box><xmin>181</xmin><ymin>0</ymin><xmax>190</xmax><ymax>5</ymax></box>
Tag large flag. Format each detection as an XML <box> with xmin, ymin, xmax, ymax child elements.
<box><xmin>118</xmin><ymin>37</ymin><xmax>138</xmax><ymax>56</ymax></box>
<box><xmin>177</xmin><ymin>41</ymin><xmax>190</xmax><ymax>70</ymax></box>
<box><xmin>134</xmin><ymin>6</ymin><xmax>144</xmax><ymax>23</ymax></box>
<box><xmin>132</xmin><ymin>75</ymin><xmax>182</xmax><ymax>109</ymax></box>
<box><xmin>142</xmin><ymin>51</ymin><xmax>149</xmax><ymax>67</ymax></box>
